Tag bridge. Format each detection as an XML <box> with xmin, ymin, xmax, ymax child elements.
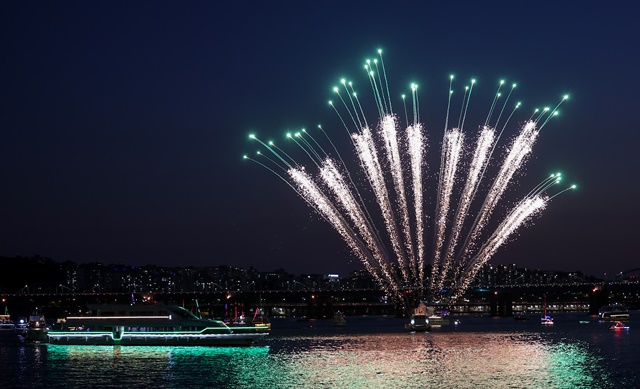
<box><xmin>2</xmin><ymin>278</ymin><xmax>639</xmax><ymax>319</ymax></box>
<box><xmin>614</xmin><ymin>268</ymin><xmax>640</xmax><ymax>281</ymax></box>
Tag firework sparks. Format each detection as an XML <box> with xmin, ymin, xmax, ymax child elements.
<box><xmin>247</xmin><ymin>50</ymin><xmax>574</xmax><ymax>310</ymax></box>
<box><xmin>435</xmin><ymin>126</ymin><xmax>495</xmax><ymax>293</ymax></box>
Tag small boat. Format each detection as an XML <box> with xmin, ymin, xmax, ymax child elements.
<box><xmin>332</xmin><ymin>311</ymin><xmax>346</xmax><ymax>327</ymax></box>
<box><xmin>0</xmin><ymin>314</ymin><xmax>17</xmax><ymax>341</ymax></box>
<box><xmin>427</xmin><ymin>316</ymin><xmax>447</xmax><ymax>326</ymax></box>
<box><xmin>514</xmin><ymin>314</ymin><xmax>529</xmax><ymax>321</ymax></box>
<box><xmin>250</xmin><ymin>306</ymin><xmax>271</xmax><ymax>330</ymax></box>
<box><xmin>25</xmin><ymin>315</ymin><xmax>49</xmax><ymax>342</ymax></box>
<box><xmin>609</xmin><ymin>321</ymin><xmax>629</xmax><ymax>331</ymax></box>
<box><xmin>406</xmin><ymin>303</ymin><xmax>431</xmax><ymax>332</ymax></box>
<box><xmin>48</xmin><ymin>304</ymin><xmax>268</xmax><ymax>346</ymax></box>
<box><xmin>541</xmin><ymin>295</ymin><xmax>554</xmax><ymax>325</ymax></box>
<box><xmin>599</xmin><ymin>304</ymin><xmax>630</xmax><ymax>321</ymax></box>
<box><xmin>428</xmin><ymin>314</ymin><xmax>450</xmax><ymax>326</ymax></box>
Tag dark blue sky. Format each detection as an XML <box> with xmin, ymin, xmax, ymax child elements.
<box><xmin>1</xmin><ymin>1</ymin><xmax>638</xmax><ymax>278</ymax></box>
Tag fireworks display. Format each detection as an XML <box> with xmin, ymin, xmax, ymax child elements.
<box><xmin>246</xmin><ymin>50</ymin><xmax>574</xmax><ymax>309</ymax></box>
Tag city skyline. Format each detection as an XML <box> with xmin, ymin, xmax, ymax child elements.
<box><xmin>2</xmin><ymin>2</ymin><xmax>639</xmax><ymax>279</ymax></box>
<box><xmin>0</xmin><ymin>255</ymin><xmax>606</xmax><ymax>296</ymax></box>
<box><xmin>0</xmin><ymin>255</ymin><xmax>614</xmax><ymax>295</ymax></box>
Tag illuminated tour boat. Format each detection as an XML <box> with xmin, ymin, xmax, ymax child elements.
<box><xmin>426</xmin><ymin>306</ymin><xmax>450</xmax><ymax>327</ymax></box>
<box><xmin>0</xmin><ymin>314</ymin><xmax>16</xmax><ymax>341</ymax></box>
<box><xmin>25</xmin><ymin>315</ymin><xmax>49</xmax><ymax>342</ymax></box>
<box><xmin>406</xmin><ymin>303</ymin><xmax>432</xmax><ymax>332</ymax></box>
<box><xmin>48</xmin><ymin>304</ymin><xmax>269</xmax><ymax>346</ymax></box>
<box><xmin>598</xmin><ymin>304</ymin><xmax>630</xmax><ymax>322</ymax></box>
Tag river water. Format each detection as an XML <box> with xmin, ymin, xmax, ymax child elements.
<box><xmin>1</xmin><ymin>312</ymin><xmax>637</xmax><ymax>388</ymax></box>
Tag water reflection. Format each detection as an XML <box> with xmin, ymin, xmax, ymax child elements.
<box><xmin>266</xmin><ymin>332</ymin><xmax>610</xmax><ymax>388</ymax></box>
<box><xmin>37</xmin><ymin>331</ymin><xmax>610</xmax><ymax>388</ymax></box>
<box><xmin>46</xmin><ymin>345</ymin><xmax>270</xmax><ymax>388</ymax></box>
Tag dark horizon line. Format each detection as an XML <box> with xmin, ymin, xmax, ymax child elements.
<box><xmin>2</xmin><ymin>254</ymin><xmax>604</xmax><ymax>279</ymax></box>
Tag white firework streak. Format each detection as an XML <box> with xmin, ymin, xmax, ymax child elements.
<box><xmin>248</xmin><ymin>55</ymin><xmax>570</xmax><ymax>308</ymax></box>
<box><xmin>451</xmin><ymin>195</ymin><xmax>547</xmax><ymax>300</ymax></box>
<box><xmin>406</xmin><ymin>123</ymin><xmax>426</xmax><ymax>287</ymax></box>
<box><xmin>319</xmin><ymin>159</ymin><xmax>402</xmax><ymax>293</ymax></box>
<box><xmin>429</xmin><ymin>128</ymin><xmax>465</xmax><ymax>292</ymax></box>
<box><xmin>353</xmin><ymin>127</ymin><xmax>411</xmax><ymax>284</ymax></box>
<box><xmin>459</xmin><ymin>121</ymin><xmax>538</xmax><ymax>265</ymax></box>
<box><xmin>288</xmin><ymin>167</ymin><xmax>394</xmax><ymax>296</ymax></box>
<box><xmin>437</xmin><ymin>126</ymin><xmax>495</xmax><ymax>291</ymax></box>
<box><xmin>379</xmin><ymin>115</ymin><xmax>416</xmax><ymax>280</ymax></box>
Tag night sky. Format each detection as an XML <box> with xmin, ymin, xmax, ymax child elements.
<box><xmin>2</xmin><ymin>1</ymin><xmax>639</xmax><ymax>278</ymax></box>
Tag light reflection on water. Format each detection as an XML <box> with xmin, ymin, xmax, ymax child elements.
<box><xmin>266</xmin><ymin>332</ymin><xmax>608</xmax><ymax>388</ymax></box>
<box><xmin>43</xmin><ymin>345</ymin><xmax>271</xmax><ymax>388</ymax></box>
<box><xmin>1</xmin><ymin>315</ymin><xmax>635</xmax><ymax>388</ymax></box>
